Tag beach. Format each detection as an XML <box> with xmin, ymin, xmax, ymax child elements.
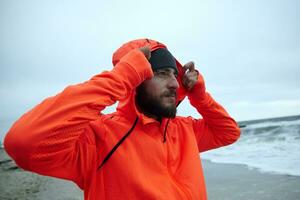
<box><xmin>203</xmin><ymin>160</ymin><xmax>300</xmax><ymax>200</ymax></box>
<box><xmin>1</xmin><ymin>148</ymin><xmax>299</xmax><ymax>200</ymax></box>
<box><xmin>0</xmin><ymin>148</ymin><xmax>83</xmax><ymax>200</ymax></box>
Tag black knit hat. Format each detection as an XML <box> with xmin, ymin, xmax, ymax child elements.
<box><xmin>149</xmin><ymin>48</ymin><xmax>178</xmax><ymax>73</ymax></box>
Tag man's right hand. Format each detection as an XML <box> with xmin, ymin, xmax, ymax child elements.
<box><xmin>139</xmin><ymin>46</ymin><xmax>151</xmax><ymax>60</ymax></box>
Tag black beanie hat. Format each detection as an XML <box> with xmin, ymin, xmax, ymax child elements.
<box><xmin>149</xmin><ymin>48</ymin><xmax>178</xmax><ymax>74</ymax></box>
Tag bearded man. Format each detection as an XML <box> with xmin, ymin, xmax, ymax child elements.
<box><xmin>4</xmin><ymin>39</ymin><xmax>240</xmax><ymax>200</ymax></box>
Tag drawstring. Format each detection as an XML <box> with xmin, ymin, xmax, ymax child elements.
<box><xmin>163</xmin><ymin>119</ymin><xmax>170</xmax><ymax>143</ymax></box>
<box><xmin>97</xmin><ymin>117</ymin><xmax>139</xmax><ymax>171</ymax></box>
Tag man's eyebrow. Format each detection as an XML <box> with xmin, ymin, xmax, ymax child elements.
<box><xmin>156</xmin><ymin>68</ymin><xmax>178</xmax><ymax>76</ymax></box>
<box><xmin>157</xmin><ymin>68</ymin><xmax>175</xmax><ymax>72</ymax></box>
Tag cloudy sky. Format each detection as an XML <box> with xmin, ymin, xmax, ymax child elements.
<box><xmin>1</xmin><ymin>0</ymin><xmax>299</xmax><ymax>140</ymax></box>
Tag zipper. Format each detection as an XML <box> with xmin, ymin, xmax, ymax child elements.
<box><xmin>97</xmin><ymin>117</ymin><xmax>139</xmax><ymax>171</ymax></box>
<box><xmin>165</xmin><ymin>142</ymin><xmax>193</xmax><ymax>200</ymax></box>
<box><xmin>162</xmin><ymin>119</ymin><xmax>192</xmax><ymax>199</ymax></box>
<box><xmin>162</xmin><ymin>119</ymin><xmax>170</xmax><ymax>143</ymax></box>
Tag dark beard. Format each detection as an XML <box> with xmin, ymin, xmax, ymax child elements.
<box><xmin>136</xmin><ymin>84</ymin><xmax>177</xmax><ymax>120</ymax></box>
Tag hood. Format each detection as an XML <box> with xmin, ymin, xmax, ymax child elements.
<box><xmin>112</xmin><ymin>39</ymin><xmax>186</xmax><ymax>123</ymax></box>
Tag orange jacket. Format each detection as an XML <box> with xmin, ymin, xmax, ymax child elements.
<box><xmin>4</xmin><ymin>39</ymin><xmax>240</xmax><ymax>200</ymax></box>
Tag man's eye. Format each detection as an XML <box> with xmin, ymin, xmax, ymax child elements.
<box><xmin>156</xmin><ymin>71</ymin><xmax>168</xmax><ymax>76</ymax></box>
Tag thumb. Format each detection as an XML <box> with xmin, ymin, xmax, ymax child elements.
<box><xmin>183</xmin><ymin>61</ymin><xmax>195</xmax><ymax>72</ymax></box>
<box><xmin>139</xmin><ymin>46</ymin><xmax>151</xmax><ymax>60</ymax></box>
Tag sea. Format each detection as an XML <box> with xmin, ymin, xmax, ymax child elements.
<box><xmin>201</xmin><ymin>115</ymin><xmax>300</xmax><ymax>176</ymax></box>
<box><xmin>1</xmin><ymin>115</ymin><xmax>300</xmax><ymax>176</ymax></box>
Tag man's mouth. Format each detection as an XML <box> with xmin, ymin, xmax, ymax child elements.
<box><xmin>164</xmin><ymin>91</ymin><xmax>177</xmax><ymax>102</ymax></box>
<box><xmin>164</xmin><ymin>91</ymin><xmax>176</xmax><ymax>97</ymax></box>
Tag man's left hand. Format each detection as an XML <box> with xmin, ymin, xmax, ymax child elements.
<box><xmin>182</xmin><ymin>61</ymin><xmax>199</xmax><ymax>91</ymax></box>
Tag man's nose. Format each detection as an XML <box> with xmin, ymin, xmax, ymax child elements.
<box><xmin>167</xmin><ymin>75</ymin><xmax>179</xmax><ymax>89</ymax></box>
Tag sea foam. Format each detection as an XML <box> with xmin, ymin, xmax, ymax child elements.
<box><xmin>201</xmin><ymin>116</ymin><xmax>300</xmax><ymax>176</ymax></box>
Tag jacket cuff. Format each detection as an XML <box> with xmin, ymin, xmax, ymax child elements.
<box><xmin>187</xmin><ymin>75</ymin><xmax>206</xmax><ymax>101</ymax></box>
<box><xmin>189</xmin><ymin>92</ymin><xmax>214</xmax><ymax>109</ymax></box>
<box><xmin>119</xmin><ymin>49</ymin><xmax>153</xmax><ymax>82</ymax></box>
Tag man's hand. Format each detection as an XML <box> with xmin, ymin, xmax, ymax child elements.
<box><xmin>182</xmin><ymin>61</ymin><xmax>199</xmax><ymax>91</ymax></box>
<box><xmin>139</xmin><ymin>46</ymin><xmax>151</xmax><ymax>60</ymax></box>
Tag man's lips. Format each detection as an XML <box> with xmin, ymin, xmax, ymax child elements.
<box><xmin>164</xmin><ymin>94</ymin><xmax>176</xmax><ymax>99</ymax></box>
<box><xmin>163</xmin><ymin>91</ymin><xmax>177</xmax><ymax>102</ymax></box>
<box><xmin>164</xmin><ymin>90</ymin><xmax>177</xmax><ymax>97</ymax></box>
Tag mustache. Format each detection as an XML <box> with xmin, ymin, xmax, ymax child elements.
<box><xmin>163</xmin><ymin>90</ymin><xmax>177</xmax><ymax>97</ymax></box>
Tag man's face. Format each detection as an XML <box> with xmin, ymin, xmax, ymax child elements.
<box><xmin>136</xmin><ymin>68</ymin><xmax>179</xmax><ymax>119</ymax></box>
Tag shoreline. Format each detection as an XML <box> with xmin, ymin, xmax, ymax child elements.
<box><xmin>202</xmin><ymin>158</ymin><xmax>300</xmax><ymax>177</ymax></box>
<box><xmin>1</xmin><ymin>148</ymin><xmax>300</xmax><ymax>199</ymax></box>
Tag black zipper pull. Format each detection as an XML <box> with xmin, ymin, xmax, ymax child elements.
<box><xmin>163</xmin><ymin>119</ymin><xmax>171</xmax><ymax>143</ymax></box>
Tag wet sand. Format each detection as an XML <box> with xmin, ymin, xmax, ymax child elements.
<box><xmin>202</xmin><ymin>160</ymin><xmax>300</xmax><ymax>200</ymax></box>
<box><xmin>1</xmin><ymin>148</ymin><xmax>299</xmax><ymax>199</ymax></box>
<box><xmin>0</xmin><ymin>148</ymin><xmax>83</xmax><ymax>200</ymax></box>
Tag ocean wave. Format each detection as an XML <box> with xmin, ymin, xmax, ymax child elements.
<box><xmin>202</xmin><ymin>118</ymin><xmax>300</xmax><ymax>176</ymax></box>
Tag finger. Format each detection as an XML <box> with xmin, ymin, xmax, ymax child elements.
<box><xmin>139</xmin><ymin>46</ymin><xmax>151</xmax><ymax>60</ymax></box>
<box><xmin>187</xmin><ymin>82</ymin><xmax>193</xmax><ymax>90</ymax></box>
<box><xmin>189</xmin><ymin>62</ymin><xmax>195</xmax><ymax>71</ymax></box>
<box><xmin>183</xmin><ymin>61</ymin><xmax>195</xmax><ymax>72</ymax></box>
<box><xmin>182</xmin><ymin>61</ymin><xmax>192</xmax><ymax>71</ymax></box>
<box><xmin>186</xmin><ymin>80</ymin><xmax>194</xmax><ymax>90</ymax></box>
<box><xmin>185</xmin><ymin>70</ymin><xmax>198</xmax><ymax>80</ymax></box>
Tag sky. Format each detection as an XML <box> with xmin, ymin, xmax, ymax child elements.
<box><xmin>0</xmin><ymin>0</ymin><xmax>300</xmax><ymax>140</ymax></box>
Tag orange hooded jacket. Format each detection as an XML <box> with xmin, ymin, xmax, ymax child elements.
<box><xmin>4</xmin><ymin>39</ymin><xmax>240</xmax><ymax>200</ymax></box>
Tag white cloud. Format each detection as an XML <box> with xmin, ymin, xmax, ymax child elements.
<box><xmin>229</xmin><ymin>99</ymin><xmax>300</xmax><ymax>121</ymax></box>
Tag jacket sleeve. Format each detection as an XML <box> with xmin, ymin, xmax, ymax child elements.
<box><xmin>4</xmin><ymin>49</ymin><xmax>153</xmax><ymax>187</ymax></box>
<box><xmin>188</xmin><ymin>79</ymin><xmax>241</xmax><ymax>153</ymax></box>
